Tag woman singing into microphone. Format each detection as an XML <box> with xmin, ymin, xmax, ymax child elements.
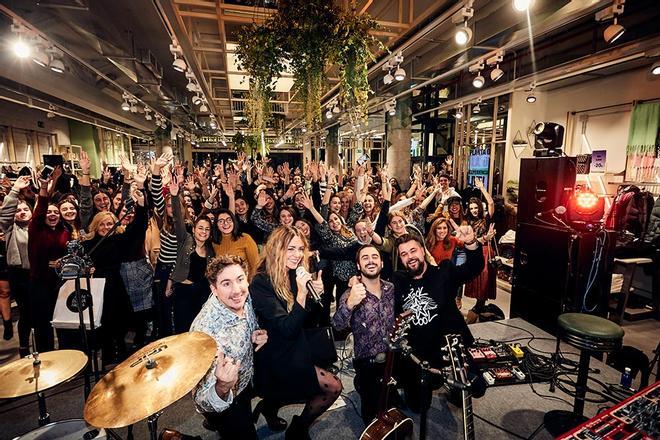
<box><xmin>250</xmin><ymin>226</ymin><xmax>342</xmax><ymax>439</ymax></box>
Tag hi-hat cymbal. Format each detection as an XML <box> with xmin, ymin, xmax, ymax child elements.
<box><xmin>84</xmin><ymin>331</ymin><xmax>216</xmax><ymax>428</ymax></box>
<box><xmin>0</xmin><ymin>350</ymin><xmax>88</xmax><ymax>399</ymax></box>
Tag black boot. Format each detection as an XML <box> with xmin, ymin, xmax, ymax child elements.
<box><xmin>253</xmin><ymin>400</ymin><xmax>287</xmax><ymax>431</ymax></box>
<box><xmin>285</xmin><ymin>416</ymin><xmax>310</xmax><ymax>440</ymax></box>
<box><xmin>3</xmin><ymin>319</ymin><xmax>13</xmax><ymax>341</ymax></box>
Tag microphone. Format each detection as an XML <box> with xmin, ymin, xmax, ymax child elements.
<box><xmin>295</xmin><ymin>266</ymin><xmax>321</xmax><ymax>302</ymax></box>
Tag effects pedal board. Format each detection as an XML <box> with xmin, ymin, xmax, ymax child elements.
<box><xmin>470</xmin><ymin>342</ymin><xmax>533</xmax><ymax>387</ymax></box>
<box><xmin>558</xmin><ymin>381</ymin><xmax>660</xmax><ymax>440</ymax></box>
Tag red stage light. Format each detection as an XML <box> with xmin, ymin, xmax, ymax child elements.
<box><xmin>567</xmin><ymin>187</ymin><xmax>604</xmax><ymax>227</ymax></box>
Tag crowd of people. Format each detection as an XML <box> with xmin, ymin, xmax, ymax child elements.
<box><xmin>0</xmin><ymin>151</ymin><xmax>501</xmax><ymax>439</ymax></box>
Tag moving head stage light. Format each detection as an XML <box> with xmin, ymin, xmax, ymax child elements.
<box><xmin>533</xmin><ymin>122</ymin><xmax>564</xmax><ymax>157</ymax></box>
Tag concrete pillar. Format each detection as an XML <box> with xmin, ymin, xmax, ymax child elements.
<box><xmin>386</xmin><ymin>95</ymin><xmax>412</xmax><ymax>184</ymax></box>
<box><xmin>325</xmin><ymin>125</ymin><xmax>339</xmax><ymax>169</ymax></box>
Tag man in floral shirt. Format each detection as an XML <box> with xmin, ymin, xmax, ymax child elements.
<box><xmin>190</xmin><ymin>255</ymin><xmax>268</xmax><ymax>439</ymax></box>
<box><xmin>332</xmin><ymin>244</ymin><xmax>396</xmax><ymax>424</ymax></box>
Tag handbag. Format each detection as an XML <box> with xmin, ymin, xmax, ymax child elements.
<box><xmin>304</xmin><ymin>326</ymin><xmax>337</xmax><ymax>369</ymax></box>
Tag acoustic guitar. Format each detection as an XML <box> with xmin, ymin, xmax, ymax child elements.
<box><xmin>444</xmin><ymin>334</ymin><xmax>475</xmax><ymax>440</ymax></box>
<box><xmin>360</xmin><ymin>311</ymin><xmax>414</xmax><ymax>440</ymax></box>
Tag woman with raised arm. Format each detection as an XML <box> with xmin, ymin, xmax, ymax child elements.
<box><xmin>28</xmin><ymin>171</ymin><xmax>70</xmax><ymax>351</ymax></box>
<box><xmin>463</xmin><ymin>177</ymin><xmax>497</xmax><ymax>312</ymax></box>
<box><xmin>0</xmin><ymin>176</ymin><xmax>33</xmax><ymax>356</ymax></box>
<box><xmin>169</xmin><ymin>172</ymin><xmax>216</xmax><ymax>334</ymax></box>
<box><xmin>83</xmin><ymin>187</ymin><xmax>146</xmax><ymax>364</ymax></box>
<box><xmin>250</xmin><ymin>226</ymin><xmax>342</xmax><ymax>439</ymax></box>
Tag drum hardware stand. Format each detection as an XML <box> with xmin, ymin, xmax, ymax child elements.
<box><xmin>59</xmin><ymin>240</ymin><xmax>99</xmax><ymax>399</ymax></box>
<box><xmin>29</xmin><ymin>352</ymin><xmax>51</xmax><ymax>426</ymax></box>
<box><xmin>147</xmin><ymin>412</ymin><xmax>163</xmax><ymax>440</ymax></box>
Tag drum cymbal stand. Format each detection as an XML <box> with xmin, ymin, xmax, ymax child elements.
<box><xmin>31</xmin><ymin>352</ymin><xmax>50</xmax><ymax>426</ymax></box>
<box><xmin>147</xmin><ymin>411</ymin><xmax>163</xmax><ymax>440</ymax></box>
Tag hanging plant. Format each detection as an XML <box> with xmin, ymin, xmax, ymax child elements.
<box><xmin>235</xmin><ymin>23</ymin><xmax>285</xmax><ymax>135</ymax></box>
<box><xmin>273</xmin><ymin>0</ymin><xmax>342</xmax><ymax>130</ymax></box>
<box><xmin>235</xmin><ymin>0</ymin><xmax>382</xmax><ymax>132</ymax></box>
<box><xmin>335</xmin><ymin>10</ymin><xmax>382</xmax><ymax>123</ymax></box>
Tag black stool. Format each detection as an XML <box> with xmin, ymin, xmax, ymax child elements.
<box><xmin>544</xmin><ymin>313</ymin><xmax>624</xmax><ymax>436</ymax></box>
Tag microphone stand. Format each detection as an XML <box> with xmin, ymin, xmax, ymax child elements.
<box><xmin>58</xmin><ymin>205</ymin><xmax>135</xmax><ymax>399</ymax></box>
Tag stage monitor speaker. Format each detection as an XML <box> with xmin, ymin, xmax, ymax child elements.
<box><xmin>517</xmin><ymin>157</ymin><xmax>577</xmax><ymax>224</ymax></box>
<box><xmin>510</xmin><ymin>223</ymin><xmax>614</xmax><ymax>335</ymax></box>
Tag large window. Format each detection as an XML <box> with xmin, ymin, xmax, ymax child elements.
<box><xmin>454</xmin><ymin>95</ymin><xmax>509</xmax><ymax>194</ymax></box>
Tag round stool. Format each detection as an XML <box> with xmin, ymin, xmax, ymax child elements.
<box><xmin>544</xmin><ymin>313</ymin><xmax>624</xmax><ymax>436</ymax></box>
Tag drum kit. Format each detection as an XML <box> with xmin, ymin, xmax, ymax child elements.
<box><xmin>0</xmin><ymin>332</ymin><xmax>216</xmax><ymax>440</ymax></box>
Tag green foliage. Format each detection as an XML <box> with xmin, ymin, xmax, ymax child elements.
<box><xmin>235</xmin><ymin>0</ymin><xmax>380</xmax><ymax>132</ymax></box>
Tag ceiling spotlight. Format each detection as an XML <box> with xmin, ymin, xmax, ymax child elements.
<box><xmin>186</xmin><ymin>80</ymin><xmax>197</xmax><ymax>92</ymax></box>
<box><xmin>32</xmin><ymin>45</ymin><xmax>49</xmax><ymax>67</ymax></box>
<box><xmin>326</xmin><ymin>110</ymin><xmax>333</xmax><ymax>119</ymax></box>
<box><xmin>526</xmin><ymin>93</ymin><xmax>537</xmax><ymax>103</ymax></box>
<box><xmin>49</xmin><ymin>56</ymin><xmax>65</xmax><ymax>73</ymax></box>
<box><xmin>513</xmin><ymin>0</ymin><xmax>534</xmax><ymax>12</ymax></box>
<box><xmin>170</xmin><ymin>40</ymin><xmax>187</xmax><ymax>73</ymax></box>
<box><xmin>394</xmin><ymin>66</ymin><xmax>406</xmax><ymax>81</ymax></box>
<box><xmin>301</xmin><ymin>126</ymin><xmax>307</xmax><ymax>133</ymax></box>
<box><xmin>383</xmin><ymin>71</ymin><xmax>394</xmax><ymax>85</ymax></box>
<box><xmin>145</xmin><ymin>109</ymin><xmax>153</xmax><ymax>121</ymax></box>
<box><xmin>604</xmin><ymin>16</ymin><xmax>625</xmax><ymax>44</ymax></box>
<box><xmin>491</xmin><ymin>65</ymin><xmax>504</xmax><ymax>81</ymax></box>
<box><xmin>222</xmin><ymin>139</ymin><xmax>227</xmax><ymax>147</ymax></box>
<box><xmin>333</xmin><ymin>105</ymin><xmax>340</xmax><ymax>114</ymax></box>
<box><xmin>173</xmin><ymin>57</ymin><xmax>187</xmax><ymax>72</ymax></box>
<box><xmin>455</xmin><ymin>24</ymin><xmax>473</xmax><ymax>46</ymax></box>
<box><xmin>121</xmin><ymin>100</ymin><xmax>130</xmax><ymax>111</ymax></box>
<box><xmin>455</xmin><ymin>108</ymin><xmax>463</xmax><ymax>119</ymax></box>
<box><xmin>210</xmin><ymin>119</ymin><xmax>217</xmax><ymax>129</ymax></box>
<box><xmin>473</xmin><ymin>98</ymin><xmax>482</xmax><ymax>114</ymax></box>
<box><xmin>472</xmin><ymin>74</ymin><xmax>485</xmax><ymax>88</ymax></box>
<box><xmin>12</xmin><ymin>35</ymin><xmax>31</xmax><ymax>59</ymax></box>
<box><xmin>652</xmin><ymin>61</ymin><xmax>660</xmax><ymax>76</ymax></box>
<box><xmin>192</xmin><ymin>95</ymin><xmax>202</xmax><ymax>106</ymax></box>
<box><xmin>199</xmin><ymin>103</ymin><xmax>208</xmax><ymax>112</ymax></box>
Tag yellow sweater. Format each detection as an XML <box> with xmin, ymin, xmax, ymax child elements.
<box><xmin>212</xmin><ymin>234</ymin><xmax>260</xmax><ymax>280</ymax></box>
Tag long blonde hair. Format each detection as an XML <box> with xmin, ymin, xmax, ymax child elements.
<box><xmin>258</xmin><ymin>226</ymin><xmax>310</xmax><ymax>312</ymax></box>
<box><xmin>84</xmin><ymin>211</ymin><xmax>124</xmax><ymax>240</ymax></box>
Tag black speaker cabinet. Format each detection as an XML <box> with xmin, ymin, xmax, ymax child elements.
<box><xmin>517</xmin><ymin>157</ymin><xmax>577</xmax><ymax>224</ymax></box>
<box><xmin>510</xmin><ymin>223</ymin><xmax>614</xmax><ymax>335</ymax></box>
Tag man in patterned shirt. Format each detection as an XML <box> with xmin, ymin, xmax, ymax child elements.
<box><xmin>190</xmin><ymin>255</ymin><xmax>268</xmax><ymax>439</ymax></box>
<box><xmin>332</xmin><ymin>244</ymin><xmax>396</xmax><ymax>424</ymax></box>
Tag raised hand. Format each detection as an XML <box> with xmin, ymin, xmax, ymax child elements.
<box><xmin>256</xmin><ymin>189</ymin><xmax>268</xmax><ymax>208</ymax></box>
<box><xmin>214</xmin><ymin>351</ymin><xmax>241</xmax><ymax>399</ymax></box>
<box><xmin>134</xmin><ymin>164</ymin><xmax>147</xmax><ymax>188</ymax></box>
<box><xmin>79</xmin><ymin>151</ymin><xmax>90</xmax><ymax>173</ymax></box>
<box><xmin>298</xmin><ymin>191</ymin><xmax>313</xmax><ymax>210</ymax></box>
<box><xmin>474</xmin><ymin>177</ymin><xmax>484</xmax><ymax>190</ymax></box>
<box><xmin>151</xmin><ymin>152</ymin><xmax>172</xmax><ymax>175</ymax></box>
<box><xmin>102</xmin><ymin>167</ymin><xmax>111</xmax><ymax>183</ymax></box>
<box><xmin>132</xmin><ymin>187</ymin><xmax>145</xmax><ymax>207</ymax></box>
<box><xmin>168</xmin><ymin>173</ymin><xmax>180</xmax><ymax>197</ymax></box>
<box><xmin>449</xmin><ymin>219</ymin><xmax>476</xmax><ymax>244</ymax></box>
<box><xmin>184</xmin><ymin>175</ymin><xmax>196</xmax><ymax>192</ymax></box>
<box><xmin>282</xmin><ymin>162</ymin><xmax>291</xmax><ymax>176</ymax></box>
<box><xmin>12</xmin><ymin>175</ymin><xmax>31</xmax><ymax>191</ymax></box>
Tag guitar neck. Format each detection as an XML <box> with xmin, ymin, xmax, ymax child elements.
<box><xmin>462</xmin><ymin>390</ymin><xmax>475</xmax><ymax>440</ymax></box>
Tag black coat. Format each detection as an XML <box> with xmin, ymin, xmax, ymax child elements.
<box><xmin>249</xmin><ymin>270</ymin><xmax>321</xmax><ymax>401</ymax></box>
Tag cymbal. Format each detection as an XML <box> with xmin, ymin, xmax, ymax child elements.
<box><xmin>84</xmin><ymin>331</ymin><xmax>216</xmax><ymax>428</ymax></box>
<box><xmin>0</xmin><ymin>350</ymin><xmax>88</xmax><ymax>399</ymax></box>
